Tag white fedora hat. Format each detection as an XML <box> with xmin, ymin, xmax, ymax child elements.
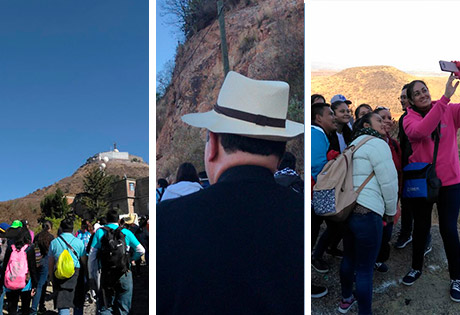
<box><xmin>181</xmin><ymin>71</ymin><xmax>304</xmax><ymax>141</ymax></box>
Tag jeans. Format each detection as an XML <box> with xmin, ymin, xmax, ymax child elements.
<box><xmin>340</xmin><ymin>211</ymin><xmax>383</xmax><ymax>315</ymax></box>
<box><xmin>98</xmin><ymin>271</ymin><xmax>133</xmax><ymax>315</ymax></box>
<box><xmin>311</xmin><ymin>210</ymin><xmax>345</xmax><ymax>257</ymax></box>
<box><xmin>412</xmin><ymin>183</ymin><xmax>460</xmax><ymax>279</ymax></box>
<box><xmin>31</xmin><ymin>263</ymin><xmax>49</xmax><ymax>314</ymax></box>
<box><xmin>399</xmin><ymin>198</ymin><xmax>413</xmax><ymax>237</ymax></box>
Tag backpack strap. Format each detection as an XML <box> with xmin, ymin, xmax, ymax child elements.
<box><xmin>58</xmin><ymin>235</ymin><xmax>78</xmax><ymax>259</ymax></box>
<box><xmin>356</xmin><ymin>172</ymin><xmax>375</xmax><ymax>194</ymax></box>
<box><xmin>348</xmin><ymin>135</ymin><xmax>375</xmax><ymax>153</ymax></box>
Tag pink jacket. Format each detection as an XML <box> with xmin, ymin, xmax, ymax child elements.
<box><xmin>403</xmin><ymin>96</ymin><xmax>460</xmax><ymax>186</ymax></box>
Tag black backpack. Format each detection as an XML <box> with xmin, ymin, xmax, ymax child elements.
<box><xmin>99</xmin><ymin>227</ymin><xmax>129</xmax><ymax>285</ymax></box>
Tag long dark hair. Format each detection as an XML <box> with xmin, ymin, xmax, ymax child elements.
<box><xmin>351</xmin><ymin>112</ymin><xmax>375</xmax><ymax>138</ymax></box>
<box><xmin>406</xmin><ymin>80</ymin><xmax>439</xmax><ymax>140</ymax></box>
<box><xmin>175</xmin><ymin>163</ymin><xmax>200</xmax><ymax>184</ymax></box>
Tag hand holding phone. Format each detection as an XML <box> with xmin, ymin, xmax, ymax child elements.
<box><xmin>440</xmin><ymin>60</ymin><xmax>460</xmax><ymax>73</ymax></box>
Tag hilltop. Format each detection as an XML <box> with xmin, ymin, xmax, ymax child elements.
<box><xmin>312</xmin><ymin>66</ymin><xmax>460</xmax><ymax>119</ymax></box>
<box><xmin>0</xmin><ymin>155</ymin><xmax>149</xmax><ymax>227</ymax></box>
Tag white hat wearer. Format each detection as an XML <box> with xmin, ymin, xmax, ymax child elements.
<box><xmin>181</xmin><ymin>71</ymin><xmax>304</xmax><ymax>141</ymax></box>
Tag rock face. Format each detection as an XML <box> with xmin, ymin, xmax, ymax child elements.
<box><xmin>0</xmin><ymin>159</ymin><xmax>149</xmax><ymax>227</ymax></box>
<box><xmin>156</xmin><ymin>0</ymin><xmax>304</xmax><ymax>179</ymax></box>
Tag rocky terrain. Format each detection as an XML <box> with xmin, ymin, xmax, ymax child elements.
<box><xmin>156</xmin><ymin>0</ymin><xmax>304</xmax><ymax>180</ymax></box>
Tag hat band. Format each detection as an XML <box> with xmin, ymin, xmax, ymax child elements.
<box><xmin>214</xmin><ymin>104</ymin><xmax>286</xmax><ymax>128</ymax></box>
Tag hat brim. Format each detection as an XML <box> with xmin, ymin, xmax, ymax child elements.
<box><xmin>345</xmin><ymin>100</ymin><xmax>352</xmax><ymax>105</ymax></box>
<box><xmin>182</xmin><ymin>110</ymin><xmax>304</xmax><ymax>141</ymax></box>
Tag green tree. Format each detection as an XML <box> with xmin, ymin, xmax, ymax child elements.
<box><xmin>40</xmin><ymin>188</ymin><xmax>71</xmax><ymax>219</ymax></box>
<box><xmin>81</xmin><ymin>167</ymin><xmax>115</xmax><ymax>221</ymax></box>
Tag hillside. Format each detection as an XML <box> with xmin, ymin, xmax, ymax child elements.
<box><xmin>156</xmin><ymin>0</ymin><xmax>304</xmax><ymax>180</ymax></box>
<box><xmin>312</xmin><ymin>66</ymin><xmax>460</xmax><ymax>119</ymax></box>
<box><xmin>0</xmin><ymin>158</ymin><xmax>149</xmax><ymax>228</ymax></box>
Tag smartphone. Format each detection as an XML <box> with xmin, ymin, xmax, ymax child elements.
<box><xmin>439</xmin><ymin>60</ymin><xmax>459</xmax><ymax>73</ymax></box>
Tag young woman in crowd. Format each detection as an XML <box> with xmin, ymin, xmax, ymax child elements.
<box><xmin>401</xmin><ymin>75</ymin><xmax>460</xmax><ymax>302</ymax></box>
<box><xmin>329</xmin><ymin>101</ymin><xmax>353</xmax><ymax>153</ymax></box>
<box><xmin>339</xmin><ymin>112</ymin><xmax>398</xmax><ymax>314</ymax></box>
<box><xmin>354</xmin><ymin>104</ymin><xmax>373</xmax><ymax>120</ymax></box>
<box><xmin>161</xmin><ymin>162</ymin><xmax>203</xmax><ymax>201</ymax></box>
<box><xmin>371</xmin><ymin>106</ymin><xmax>403</xmax><ymax>272</ymax></box>
<box><xmin>1</xmin><ymin>226</ymin><xmax>38</xmax><ymax>315</ymax></box>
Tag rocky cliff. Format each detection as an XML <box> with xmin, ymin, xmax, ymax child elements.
<box><xmin>156</xmin><ymin>0</ymin><xmax>304</xmax><ymax>180</ymax></box>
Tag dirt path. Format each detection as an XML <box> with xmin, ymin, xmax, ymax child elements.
<box><xmin>312</xmin><ymin>223</ymin><xmax>460</xmax><ymax>314</ymax></box>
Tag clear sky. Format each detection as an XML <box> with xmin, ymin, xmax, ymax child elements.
<box><xmin>308</xmin><ymin>1</ymin><xmax>460</xmax><ymax>74</ymax></box>
<box><xmin>0</xmin><ymin>1</ymin><xmax>148</xmax><ymax>201</ymax></box>
<box><xmin>156</xmin><ymin>0</ymin><xmax>182</xmax><ymax>85</ymax></box>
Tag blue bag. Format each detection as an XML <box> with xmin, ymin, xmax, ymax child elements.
<box><xmin>402</xmin><ymin>162</ymin><xmax>441</xmax><ymax>201</ymax></box>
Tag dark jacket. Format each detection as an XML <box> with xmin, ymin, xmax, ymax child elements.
<box><xmin>1</xmin><ymin>243</ymin><xmax>38</xmax><ymax>290</ymax></box>
<box><xmin>157</xmin><ymin>165</ymin><xmax>304</xmax><ymax>315</ymax></box>
<box><xmin>398</xmin><ymin>111</ymin><xmax>413</xmax><ymax>168</ymax></box>
<box><xmin>328</xmin><ymin>124</ymin><xmax>353</xmax><ymax>152</ymax></box>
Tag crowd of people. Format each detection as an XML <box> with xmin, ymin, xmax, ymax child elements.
<box><xmin>0</xmin><ymin>211</ymin><xmax>148</xmax><ymax>314</ymax></box>
<box><xmin>311</xmin><ymin>73</ymin><xmax>460</xmax><ymax>314</ymax></box>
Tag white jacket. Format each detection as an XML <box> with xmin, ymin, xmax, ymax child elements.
<box><xmin>161</xmin><ymin>181</ymin><xmax>203</xmax><ymax>201</ymax></box>
<box><xmin>351</xmin><ymin>135</ymin><xmax>398</xmax><ymax>217</ymax></box>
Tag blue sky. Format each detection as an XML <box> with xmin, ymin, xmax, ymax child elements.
<box><xmin>0</xmin><ymin>1</ymin><xmax>148</xmax><ymax>201</ymax></box>
<box><xmin>156</xmin><ymin>0</ymin><xmax>181</xmax><ymax>84</ymax></box>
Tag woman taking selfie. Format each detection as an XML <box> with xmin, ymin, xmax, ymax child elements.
<box><xmin>401</xmin><ymin>74</ymin><xmax>460</xmax><ymax>302</ymax></box>
<box><xmin>339</xmin><ymin>112</ymin><xmax>398</xmax><ymax>314</ymax></box>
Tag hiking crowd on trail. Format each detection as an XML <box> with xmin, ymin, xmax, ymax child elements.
<box><xmin>0</xmin><ymin>211</ymin><xmax>148</xmax><ymax>314</ymax></box>
<box><xmin>311</xmin><ymin>70</ymin><xmax>460</xmax><ymax>314</ymax></box>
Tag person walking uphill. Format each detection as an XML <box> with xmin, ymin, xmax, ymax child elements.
<box><xmin>49</xmin><ymin>218</ymin><xmax>86</xmax><ymax>315</ymax></box>
<box><xmin>88</xmin><ymin>210</ymin><xmax>145</xmax><ymax>315</ymax></box>
<box><xmin>0</xmin><ymin>225</ymin><xmax>38</xmax><ymax>315</ymax></box>
<box><xmin>157</xmin><ymin>71</ymin><xmax>304</xmax><ymax>314</ymax></box>
<box><xmin>401</xmin><ymin>74</ymin><xmax>460</xmax><ymax>302</ymax></box>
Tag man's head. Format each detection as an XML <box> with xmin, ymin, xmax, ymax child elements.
<box><xmin>42</xmin><ymin>220</ymin><xmax>52</xmax><ymax>232</ymax></box>
<box><xmin>400</xmin><ymin>83</ymin><xmax>410</xmax><ymax>110</ymax></box>
<box><xmin>60</xmin><ymin>218</ymin><xmax>74</xmax><ymax>233</ymax></box>
<box><xmin>106</xmin><ymin>210</ymin><xmax>119</xmax><ymax>224</ymax></box>
<box><xmin>181</xmin><ymin>72</ymin><xmax>304</xmax><ymax>184</ymax></box>
<box><xmin>312</xmin><ymin>103</ymin><xmax>336</xmax><ymax>134</ymax></box>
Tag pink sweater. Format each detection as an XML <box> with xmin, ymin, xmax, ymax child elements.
<box><xmin>403</xmin><ymin>96</ymin><xmax>460</xmax><ymax>186</ymax></box>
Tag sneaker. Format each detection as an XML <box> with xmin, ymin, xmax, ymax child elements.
<box><xmin>311</xmin><ymin>284</ymin><xmax>328</xmax><ymax>298</ymax></box>
<box><xmin>402</xmin><ymin>269</ymin><xmax>422</xmax><ymax>286</ymax></box>
<box><xmin>424</xmin><ymin>246</ymin><xmax>432</xmax><ymax>256</ymax></box>
<box><xmin>374</xmin><ymin>262</ymin><xmax>389</xmax><ymax>273</ymax></box>
<box><xmin>338</xmin><ymin>296</ymin><xmax>357</xmax><ymax>314</ymax></box>
<box><xmin>451</xmin><ymin>280</ymin><xmax>460</xmax><ymax>302</ymax></box>
<box><xmin>312</xmin><ymin>257</ymin><xmax>329</xmax><ymax>273</ymax></box>
<box><xmin>395</xmin><ymin>234</ymin><xmax>412</xmax><ymax>249</ymax></box>
<box><xmin>326</xmin><ymin>247</ymin><xmax>344</xmax><ymax>258</ymax></box>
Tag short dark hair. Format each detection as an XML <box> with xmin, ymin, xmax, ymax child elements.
<box><xmin>311</xmin><ymin>103</ymin><xmax>331</xmax><ymax>123</ymax></box>
<box><xmin>42</xmin><ymin>220</ymin><xmax>52</xmax><ymax>231</ymax></box>
<box><xmin>406</xmin><ymin>80</ymin><xmax>428</xmax><ymax>107</ymax></box>
<box><xmin>278</xmin><ymin>151</ymin><xmax>296</xmax><ymax>170</ymax></box>
<box><xmin>176</xmin><ymin>163</ymin><xmax>200</xmax><ymax>183</ymax></box>
<box><xmin>106</xmin><ymin>210</ymin><xmax>119</xmax><ymax>224</ymax></box>
<box><xmin>157</xmin><ymin>178</ymin><xmax>168</xmax><ymax>188</ymax></box>
<box><xmin>60</xmin><ymin>218</ymin><xmax>74</xmax><ymax>233</ymax></box>
<box><xmin>351</xmin><ymin>112</ymin><xmax>376</xmax><ymax>138</ymax></box>
<box><xmin>402</xmin><ymin>83</ymin><xmax>410</xmax><ymax>91</ymax></box>
<box><xmin>311</xmin><ymin>94</ymin><xmax>326</xmax><ymax>104</ymax></box>
<box><xmin>219</xmin><ymin>134</ymin><xmax>286</xmax><ymax>159</ymax></box>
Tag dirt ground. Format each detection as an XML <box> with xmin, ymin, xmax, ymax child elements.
<box><xmin>311</xmin><ymin>220</ymin><xmax>460</xmax><ymax>315</ymax></box>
